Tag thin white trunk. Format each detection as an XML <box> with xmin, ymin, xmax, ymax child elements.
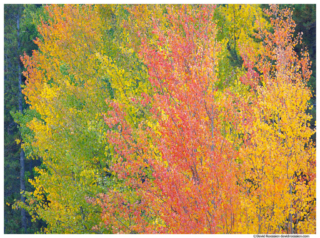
<box><xmin>17</xmin><ymin>11</ymin><xmax>27</xmax><ymax>233</ymax></box>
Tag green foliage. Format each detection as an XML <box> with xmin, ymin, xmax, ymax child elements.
<box><xmin>15</xmin><ymin>4</ymin><xmax>151</xmax><ymax>233</ymax></box>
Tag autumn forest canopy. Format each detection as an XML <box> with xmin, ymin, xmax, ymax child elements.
<box><xmin>4</xmin><ymin>4</ymin><xmax>316</xmax><ymax>234</ymax></box>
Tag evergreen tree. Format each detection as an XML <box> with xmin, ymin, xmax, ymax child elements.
<box><xmin>4</xmin><ymin>4</ymin><xmax>46</xmax><ymax>234</ymax></box>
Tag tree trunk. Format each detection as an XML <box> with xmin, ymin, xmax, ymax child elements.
<box><xmin>17</xmin><ymin>11</ymin><xmax>27</xmax><ymax>234</ymax></box>
<box><xmin>289</xmin><ymin>184</ymin><xmax>293</xmax><ymax>234</ymax></box>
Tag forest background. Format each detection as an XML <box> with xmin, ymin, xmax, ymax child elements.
<box><xmin>2</xmin><ymin>3</ymin><xmax>316</xmax><ymax>234</ymax></box>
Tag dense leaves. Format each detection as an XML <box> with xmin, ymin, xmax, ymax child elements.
<box><xmin>8</xmin><ymin>4</ymin><xmax>316</xmax><ymax>234</ymax></box>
